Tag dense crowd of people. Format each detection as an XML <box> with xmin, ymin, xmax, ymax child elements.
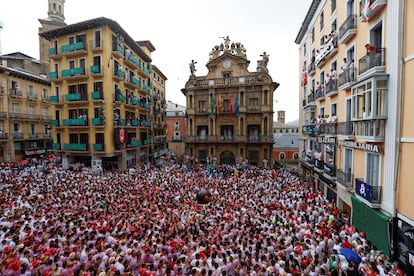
<box><xmin>0</xmin><ymin>160</ymin><xmax>405</xmax><ymax>275</ymax></box>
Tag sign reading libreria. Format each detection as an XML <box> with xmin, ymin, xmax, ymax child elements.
<box><xmin>338</xmin><ymin>141</ymin><xmax>380</xmax><ymax>153</ymax></box>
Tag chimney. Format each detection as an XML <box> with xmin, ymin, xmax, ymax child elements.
<box><xmin>277</xmin><ymin>110</ymin><xmax>285</xmax><ymax>124</ymax></box>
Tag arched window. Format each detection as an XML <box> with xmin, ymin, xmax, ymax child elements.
<box><xmin>279</xmin><ymin>152</ymin><xmax>285</xmax><ymax>160</ymax></box>
<box><xmin>294</xmin><ymin>153</ymin><xmax>299</xmax><ymax>160</ymax></box>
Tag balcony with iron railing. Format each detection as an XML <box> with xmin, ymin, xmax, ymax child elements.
<box><xmin>336</xmin><ymin>121</ymin><xmax>354</xmax><ymax>137</ymax></box>
<box><xmin>113</xmin><ymin>69</ymin><xmax>124</xmax><ymax>81</ymax></box>
<box><xmin>63</xmin><ymin>118</ymin><xmax>88</xmax><ymax>126</ymax></box>
<box><xmin>325</xmin><ymin>79</ymin><xmax>338</xmax><ymax>97</ymax></box>
<box><xmin>125</xmin><ymin>53</ymin><xmax>141</xmax><ymax>69</ymax></box>
<box><xmin>354</xmin><ymin>119</ymin><xmax>385</xmax><ymax>142</ymax></box>
<box><xmin>64</xmin><ymin>143</ymin><xmax>88</xmax><ymax>151</ymax></box>
<box><xmin>93</xmin><ymin>143</ymin><xmax>104</xmax><ymax>151</ymax></box>
<box><xmin>61</xmin><ymin>41</ymin><xmax>87</xmax><ymax>57</ymax></box>
<box><xmin>51</xmin><ymin>120</ymin><xmax>59</xmax><ymax>127</ymax></box>
<box><xmin>358</xmin><ymin>48</ymin><xmax>386</xmax><ymax>77</ymax></box>
<box><xmin>307</xmin><ymin>62</ymin><xmax>316</xmax><ymax>76</ymax></box>
<box><xmin>65</xmin><ymin>93</ymin><xmax>88</xmax><ymax>102</ymax></box>
<box><xmin>48</xmin><ymin>47</ymin><xmax>61</xmax><ymax>59</ymax></box>
<box><xmin>307</xmin><ymin>92</ymin><xmax>316</xmax><ymax>105</ymax></box>
<box><xmin>185</xmin><ymin>135</ymin><xmax>273</xmax><ymax>143</ymax></box>
<box><xmin>61</xmin><ymin>67</ymin><xmax>87</xmax><ymax>80</ymax></box>
<box><xmin>336</xmin><ymin>169</ymin><xmax>353</xmax><ymax>191</ymax></box>
<box><xmin>27</xmin><ymin>93</ymin><xmax>38</xmax><ymax>101</ymax></box>
<box><xmin>305</xmin><ymin>152</ymin><xmax>314</xmax><ymax>166</ymax></box>
<box><xmin>194</xmin><ymin>75</ymin><xmax>261</xmax><ymax>88</ymax></box>
<box><xmin>154</xmin><ymin>135</ymin><xmax>167</xmax><ymax>143</ymax></box>
<box><xmin>324</xmin><ymin>162</ymin><xmax>336</xmax><ymax>178</ymax></box>
<box><xmin>91</xmin><ymin>91</ymin><xmax>104</xmax><ymax>100</ymax></box>
<box><xmin>92</xmin><ymin>117</ymin><xmax>105</xmax><ymax>126</ymax></box>
<box><xmin>129</xmin><ymin>140</ymin><xmax>142</xmax><ymax>148</ymax></box>
<box><xmin>90</xmin><ymin>65</ymin><xmax>103</xmax><ymax>76</ymax></box>
<box><xmin>13</xmin><ymin>132</ymin><xmax>24</xmax><ymax>139</ymax></box>
<box><xmin>112</xmin><ymin>45</ymin><xmax>124</xmax><ymax>58</ymax></box>
<box><xmin>319</xmin><ymin>123</ymin><xmax>337</xmax><ymax>135</ymax></box>
<box><xmin>49</xmin><ymin>71</ymin><xmax>59</xmax><ymax>80</ymax></box>
<box><xmin>314</xmin><ymin>86</ymin><xmax>325</xmax><ymax>101</ymax></box>
<box><xmin>314</xmin><ymin>159</ymin><xmax>324</xmax><ymax>171</ymax></box>
<box><xmin>143</xmin><ymin>84</ymin><xmax>151</xmax><ymax>93</ymax></box>
<box><xmin>338</xmin><ymin>67</ymin><xmax>356</xmax><ymax>90</ymax></box>
<box><xmin>0</xmin><ymin>132</ymin><xmax>8</xmax><ymax>140</ymax></box>
<box><xmin>339</xmin><ymin>15</ymin><xmax>357</xmax><ymax>44</ymax></box>
<box><xmin>355</xmin><ymin>178</ymin><xmax>381</xmax><ymax>208</ymax></box>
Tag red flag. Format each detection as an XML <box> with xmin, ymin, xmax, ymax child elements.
<box><xmin>229</xmin><ymin>93</ymin><xmax>233</xmax><ymax>115</ymax></box>
<box><xmin>217</xmin><ymin>94</ymin><xmax>221</xmax><ymax>115</ymax></box>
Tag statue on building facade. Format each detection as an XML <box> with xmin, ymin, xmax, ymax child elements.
<box><xmin>189</xmin><ymin>59</ymin><xmax>197</xmax><ymax>77</ymax></box>
<box><xmin>257</xmin><ymin>51</ymin><xmax>270</xmax><ymax>73</ymax></box>
<box><xmin>209</xmin><ymin>45</ymin><xmax>220</xmax><ymax>61</ymax></box>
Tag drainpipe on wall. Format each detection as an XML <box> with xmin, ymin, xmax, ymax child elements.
<box><xmin>391</xmin><ymin>0</ymin><xmax>405</xmax><ymax>260</ymax></box>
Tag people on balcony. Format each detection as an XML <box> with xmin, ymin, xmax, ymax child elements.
<box><xmin>325</xmin><ymin>73</ymin><xmax>331</xmax><ymax>90</ymax></box>
<box><xmin>365</xmin><ymin>43</ymin><xmax>376</xmax><ymax>54</ymax></box>
<box><xmin>349</xmin><ymin>59</ymin><xmax>355</xmax><ymax>81</ymax></box>
<box><xmin>330</xmin><ymin>68</ymin><xmax>338</xmax><ymax>88</ymax></box>
<box><xmin>341</xmin><ymin>58</ymin><xmax>350</xmax><ymax>81</ymax></box>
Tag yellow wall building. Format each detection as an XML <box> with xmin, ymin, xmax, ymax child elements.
<box><xmin>0</xmin><ymin>53</ymin><xmax>52</xmax><ymax>162</ymax></box>
<box><xmin>40</xmin><ymin>17</ymin><xmax>166</xmax><ymax>171</ymax></box>
<box><xmin>296</xmin><ymin>1</ymin><xmax>414</xmax><ymax>266</ymax></box>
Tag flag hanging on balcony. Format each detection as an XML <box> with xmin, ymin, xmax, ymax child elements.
<box><xmin>235</xmin><ymin>93</ymin><xmax>240</xmax><ymax>117</ymax></box>
<box><xmin>210</xmin><ymin>92</ymin><xmax>216</xmax><ymax>116</ymax></box>
<box><xmin>362</xmin><ymin>0</ymin><xmax>372</xmax><ymax>23</ymax></box>
<box><xmin>217</xmin><ymin>93</ymin><xmax>222</xmax><ymax>115</ymax></box>
<box><xmin>301</xmin><ymin>71</ymin><xmax>307</xmax><ymax>86</ymax></box>
<box><xmin>229</xmin><ymin>93</ymin><xmax>233</xmax><ymax>115</ymax></box>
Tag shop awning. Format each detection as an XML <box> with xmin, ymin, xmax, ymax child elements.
<box><xmin>351</xmin><ymin>195</ymin><xmax>390</xmax><ymax>255</ymax></box>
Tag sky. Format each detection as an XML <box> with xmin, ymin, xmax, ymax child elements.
<box><xmin>0</xmin><ymin>0</ymin><xmax>312</xmax><ymax>123</ymax></box>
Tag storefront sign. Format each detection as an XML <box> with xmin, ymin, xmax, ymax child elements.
<box><xmin>25</xmin><ymin>149</ymin><xmax>46</xmax><ymax>156</ymax></box>
<box><xmin>338</xmin><ymin>141</ymin><xmax>380</xmax><ymax>153</ymax></box>
<box><xmin>318</xmin><ymin>137</ymin><xmax>336</xmax><ymax>144</ymax></box>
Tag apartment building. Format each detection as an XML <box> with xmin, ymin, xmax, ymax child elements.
<box><xmin>182</xmin><ymin>37</ymin><xmax>279</xmax><ymax>167</ymax></box>
<box><xmin>272</xmin><ymin>110</ymin><xmax>299</xmax><ymax>168</ymax></box>
<box><xmin>295</xmin><ymin>0</ymin><xmax>414</xmax><ymax>269</ymax></box>
<box><xmin>0</xmin><ymin>53</ymin><xmax>52</xmax><ymax>162</ymax></box>
<box><xmin>165</xmin><ymin>101</ymin><xmax>186</xmax><ymax>159</ymax></box>
<box><xmin>39</xmin><ymin>17</ymin><xmax>164</xmax><ymax>170</ymax></box>
<box><xmin>150</xmin><ymin>64</ymin><xmax>168</xmax><ymax>160</ymax></box>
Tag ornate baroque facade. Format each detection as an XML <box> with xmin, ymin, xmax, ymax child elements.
<box><xmin>182</xmin><ymin>37</ymin><xmax>279</xmax><ymax>166</ymax></box>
